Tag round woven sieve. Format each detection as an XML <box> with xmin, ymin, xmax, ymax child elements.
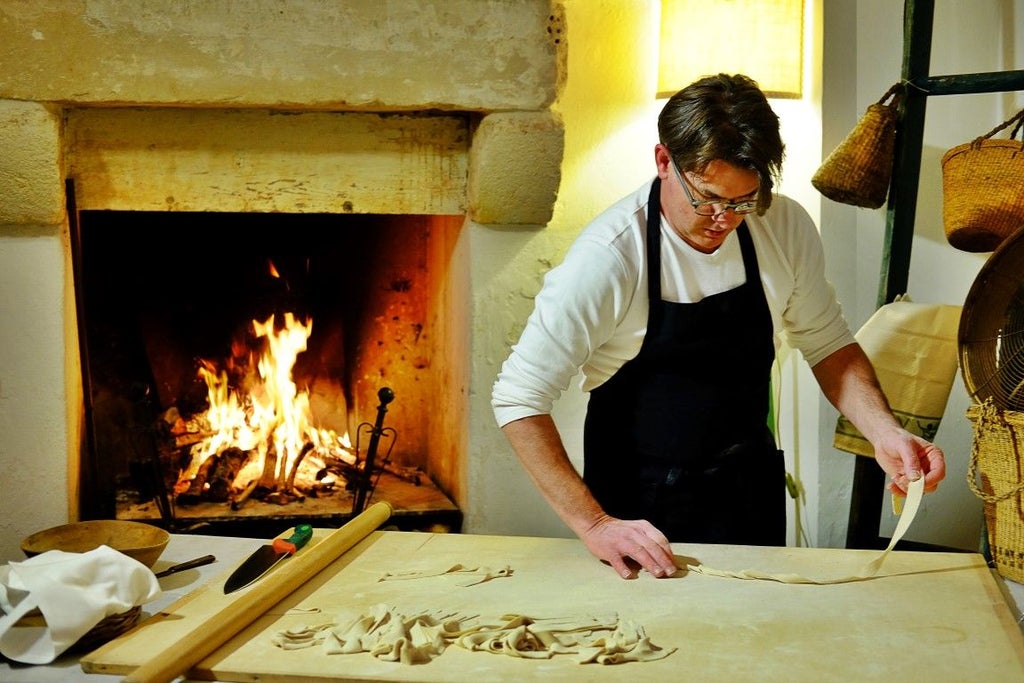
<box><xmin>959</xmin><ymin>224</ymin><xmax>1024</xmax><ymax>410</ymax></box>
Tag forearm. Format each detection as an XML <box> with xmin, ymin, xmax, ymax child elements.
<box><xmin>500</xmin><ymin>414</ymin><xmax>608</xmax><ymax>537</ymax></box>
<box><xmin>811</xmin><ymin>342</ymin><xmax>901</xmax><ymax>443</ymax></box>
<box><xmin>812</xmin><ymin>341</ymin><xmax>946</xmax><ymax>492</ymax></box>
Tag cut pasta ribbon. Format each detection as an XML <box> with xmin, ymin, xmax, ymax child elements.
<box><xmin>378</xmin><ymin>563</ymin><xmax>513</xmax><ymax>587</ymax></box>
<box><xmin>688</xmin><ymin>476</ymin><xmax>925</xmax><ymax>584</ymax></box>
<box><xmin>273</xmin><ymin>606</ymin><xmax>676</xmax><ymax>665</ymax></box>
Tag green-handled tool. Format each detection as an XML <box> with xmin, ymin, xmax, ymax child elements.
<box><xmin>223</xmin><ymin>524</ymin><xmax>313</xmax><ymax>594</ymax></box>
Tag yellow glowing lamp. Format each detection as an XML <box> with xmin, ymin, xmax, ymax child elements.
<box><xmin>657</xmin><ymin>0</ymin><xmax>804</xmax><ymax>100</ymax></box>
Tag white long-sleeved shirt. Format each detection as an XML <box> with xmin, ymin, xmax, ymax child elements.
<box><xmin>492</xmin><ymin>178</ymin><xmax>856</xmax><ymax>428</ymax></box>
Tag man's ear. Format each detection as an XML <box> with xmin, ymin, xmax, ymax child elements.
<box><xmin>654</xmin><ymin>143</ymin><xmax>672</xmax><ymax>179</ymax></box>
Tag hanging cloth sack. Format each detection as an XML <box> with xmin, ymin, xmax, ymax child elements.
<box><xmin>812</xmin><ymin>83</ymin><xmax>902</xmax><ymax>209</ymax></box>
<box><xmin>941</xmin><ymin>107</ymin><xmax>1024</xmax><ymax>253</ymax></box>
<box><xmin>833</xmin><ymin>296</ymin><xmax>961</xmax><ymax>457</ymax></box>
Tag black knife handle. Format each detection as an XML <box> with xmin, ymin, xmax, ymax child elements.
<box><xmin>155</xmin><ymin>554</ymin><xmax>216</xmax><ymax>578</ymax></box>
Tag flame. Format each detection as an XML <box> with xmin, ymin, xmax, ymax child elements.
<box><xmin>178</xmin><ymin>312</ymin><xmax>352</xmax><ymax>496</ymax></box>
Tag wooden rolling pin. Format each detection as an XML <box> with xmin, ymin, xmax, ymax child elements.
<box><xmin>122</xmin><ymin>501</ymin><xmax>392</xmax><ymax>683</ymax></box>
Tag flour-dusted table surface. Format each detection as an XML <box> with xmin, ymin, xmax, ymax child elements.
<box><xmin>4</xmin><ymin>531</ymin><xmax>1024</xmax><ymax>682</ymax></box>
<box><xmin>82</xmin><ymin>530</ymin><xmax>1024</xmax><ymax>682</ymax></box>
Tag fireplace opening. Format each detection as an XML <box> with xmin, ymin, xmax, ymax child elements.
<box><xmin>72</xmin><ymin>207</ymin><xmax>464</xmax><ymax>536</ymax></box>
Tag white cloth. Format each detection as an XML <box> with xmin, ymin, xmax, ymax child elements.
<box><xmin>0</xmin><ymin>545</ymin><xmax>161</xmax><ymax>664</ymax></box>
<box><xmin>492</xmin><ymin>178</ymin><xmax>856</xmax><ymax>426</ymax></box>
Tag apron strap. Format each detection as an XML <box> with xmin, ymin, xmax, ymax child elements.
<box><xmin>645</xmin><ymin>178</ymin><xmax>663</xmax><ymax>340</ymax></box>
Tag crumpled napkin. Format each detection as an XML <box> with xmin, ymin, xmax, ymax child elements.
<box><xmin>0</xmin><ymin>545</ymin><xmax>161</xmax><ymax>664</ymax></box>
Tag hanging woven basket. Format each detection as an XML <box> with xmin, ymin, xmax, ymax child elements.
<box><xmin>966</xmin><ymin>399</ymin><xmax>1024</xmax><ymax>583</ymax></box>
<box><xmin>812</xmin><ymin>83</ymin><xmax>902</xmax><ymax>209</ymax></box>
<box><xmin>941</xmin><ymin>107</ymin><xmax>1024</xmax><ymax>253</ymax></box>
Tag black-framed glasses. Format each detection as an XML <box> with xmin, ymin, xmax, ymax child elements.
<box><xmin>671</xmin><ymin>160</ymin><xmax>758</xmax><ymax>217</ymax></box>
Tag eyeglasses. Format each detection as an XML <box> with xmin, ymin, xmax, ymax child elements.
<box><xmin>671</xmin><ymin>161</ymin><xmax>759</xmax><ymax>217</ymax></box>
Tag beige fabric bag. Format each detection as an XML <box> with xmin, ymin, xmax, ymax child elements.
<box><xmin>834</xmin><ymin>298</ymin><xmax>962</xmax><ymax>457</ymax></box>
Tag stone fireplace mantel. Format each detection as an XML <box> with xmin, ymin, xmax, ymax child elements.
<box><xmin>0</xmin><ymin>0</ymin><xmax>565</xmax><ymax>535</ymax></box>
<box><xmin>1</xmin><ymin>0</ymin><xmax>565</xmax><ymax>224</ymax></box>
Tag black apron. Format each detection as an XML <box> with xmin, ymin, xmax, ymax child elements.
<box><xmin>583</xmin><ymin>178</ymin><xmax>785</xmax><ymax>546</ymax></box>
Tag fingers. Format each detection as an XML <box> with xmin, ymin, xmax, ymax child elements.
<box><xmin>621</xmin><ymin>545</ymin><xmax>663</xmax><ymax>579</ymax></box>
<box><xmin>900</xmin><ymin>452</ymin><xmax>922</xmax><ymax>483</ymax></box>
<box><xmin>586</xmin><ymin>518</ymin><xmax>678</xmax><ymax>579</ymax></box>
<box><xmin>922</xmin><ymin>444</ymin><xmax>947</xmax><ymax>487</ymax></box>
<box><xmin>603</xmin><ymin>550</ymin><xmax>676</xmax><ymax>579</ymax></box>
<box><xmin>910</xmin><ymin>442</ymin><xmax>946</xmax><ymax>493</ymax></box>
<box><xmin>620</xmin><ymin>532</ymin><xmax>677</xmax><ymax>579</ymax></box>
<box><xmin>607</xmin><ymin>557</ymin><xmax>635</xmax><ymax>579</ymax></box>
<box><xmin>888</xmin><ymin>443</ymin><xmax>947</xmax><ymax>495</ymax></box>
<box><xmin>886</xmin><ymin>438</ymin><xmax>947</xmax><ymax>495</ymax></box>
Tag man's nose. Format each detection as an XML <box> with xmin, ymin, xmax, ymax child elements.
<box><xmin>713</xmin><ymin>207</ymin><xmax>740</xmax><ymax>224</ymax></box>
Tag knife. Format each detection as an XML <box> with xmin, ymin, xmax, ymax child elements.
<box><xmin>223</xmin><ymin>524</ymin><xmax>313</xmax><ymax>594</ymax></box>
<box><xmin>155</xmin><ymin>554</ymin><xmax>216</xmax><ymax>578</ymax></box>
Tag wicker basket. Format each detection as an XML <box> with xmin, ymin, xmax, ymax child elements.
<box><xmin>73</xmin><ymin>606</ymin><xmax>142</xmax><ymax>653</ymax></box>
<box><xmin>966</xmin><ymin>399</ymin><xmax>1024</xmax><ymax>583</ymax></box>
<box><xmin>12</xmin><ymin>605</ymin><xmax>141</xmax><ymax>654</ymax></box>
<box><xmin>812</xmin><ymin>83</ymin><xmax>902</xmax><ymax>209</ymax></box>
<box><xmin>941</xmin><ymin>108</ymin><xmax>1024</xmax><ymax>253</ymax></box>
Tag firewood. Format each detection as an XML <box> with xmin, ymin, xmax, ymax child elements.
<box><xmin>285</xmin><ymin>442</ymin><xmax>315</xmax><ymax>494</ymax></box>
<box><xmin>258</xmin><ymin>446</ymin><xmax>279</xmax><ymax>490</ymax></box>
<box><xmin>231</xmin><ymin>478</ymin><xmax>259</xmax><ymax>510</ymax></box>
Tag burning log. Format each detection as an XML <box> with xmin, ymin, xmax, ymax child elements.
<box><xmin>263</xmin><ymin>490</ymin><xmax>303</xmax><ymax>505</ymax></box>
<box><xmin>285</xmin><ymin>442</ymin><xmax>315</xmax><ymax>495</ymax></box>
<box><xmin>176</xmin><ymin>451</ymin><xmax>220</xmax><ymax>504</ymax></box>
<box><xmin>206</xmin><ymin>447</ymin><xmax>248</xmax><ymax>501</ymax></box>
<box><xmin>258</xmin><ymin>446</ymin><xmax>280</xmax><ymax>491</ymax></box>
<box><xmin>230</xmin><ymin>478</ymin><xmax>260</xmax><ymax>510</ymax></box>
<box><xmin>174</xmin><ymin>439</ymin><xmax>347</xmax><ymax>507</ymax></box>
<box><xmin>176</xmin><ymin>447</ymin><xmax>248</xmax><ymax>505</ymax></box>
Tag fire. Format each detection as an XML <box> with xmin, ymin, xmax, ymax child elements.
<box><xmin>175</xmin><ymin>312</ymin><xmax>355</xmax><ymax>501</ymax></box>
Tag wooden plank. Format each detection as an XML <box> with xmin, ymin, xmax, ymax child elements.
<box><xmin>923</xmin><ymin>70</ymin><xmax>1024</xmax><ymax>95</ymax></box>
<box><xmin>126</xmin><ymin>504</ymin><xmax>392</xmax><ymax>683</ymax></box>
<box><xmin>83</xmin><ymin>530</ymin><xmax>1024</xmax><ymax>682</ymax></box>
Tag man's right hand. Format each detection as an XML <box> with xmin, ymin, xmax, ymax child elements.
<box><xmin>500</xmin><ymin>415</ymin><xmax>678</xmax><ymax>579</ymax></box>
<box><xmin>580</xmin><ymin>515</ymin><xmax>678</xmax><ymax>579</ymax></box>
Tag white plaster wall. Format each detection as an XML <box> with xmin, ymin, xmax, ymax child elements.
<box><xmin>814</xmin><ymin>0</ymin><xmax>860</xmax><ymax>547</ymax></box>
<box><xmin>0</xmin><ymin>226</ymin><xmax>72</xmax><ymax>558</ymax></box>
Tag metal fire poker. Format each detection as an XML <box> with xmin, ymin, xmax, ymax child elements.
<box><xmin>352</xmin><ymin>387</ymin><xmax>397</xmax><ymax>515</ymax></box>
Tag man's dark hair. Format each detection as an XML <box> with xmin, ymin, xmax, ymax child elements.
<box><xmin>658</xmin><ymin>73</ymin><xmax>785</xmax><ymax>214</ymax></box>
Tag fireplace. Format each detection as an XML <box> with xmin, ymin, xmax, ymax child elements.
<box><xmin>72</xmin><ymin>206</ymin><xmax>465</xmax><ymax>535</ymax></box>
<box><xmin>0</xmin><ymin>0</ymin><xmax>563</xmax><ymax>551</ymax></box>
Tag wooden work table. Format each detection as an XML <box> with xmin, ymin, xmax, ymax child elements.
<box><xmin>4</xmin><ymin>529</ymin><xmax>1024</xmax><ymax>682</ymax></box>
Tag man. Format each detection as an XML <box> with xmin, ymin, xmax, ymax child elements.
<box><xmin>491</xmin><ymin>74</ymin><xmax>946</xmax><ymax>580</ymax></box>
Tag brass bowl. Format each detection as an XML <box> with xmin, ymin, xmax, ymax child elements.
<box><xmin>21</xmin><ymin>520</ymin><xmax>170</xmax><ymax>568</ymax></box>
